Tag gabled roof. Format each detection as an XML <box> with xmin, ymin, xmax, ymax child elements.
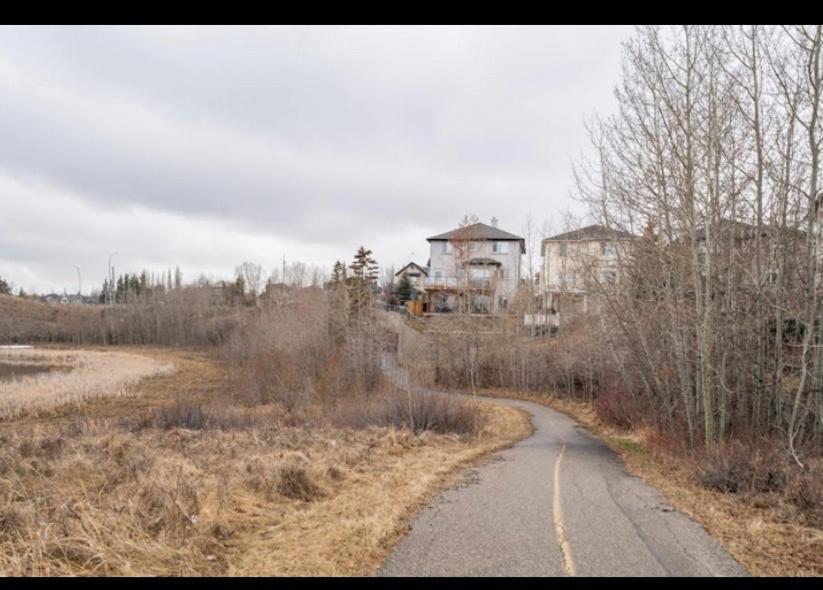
<box><xmin>427</xmin><ymin>222</ymin><xmax>526</xmax><ymax>253</ymax></box>
<box><xmin>543</xmin><ymin>224</ymin><xmax>638</xmax><ymax>242</ymax></box>
<box><xmin>395</xmin><ymin>262</ymin><xmax>429</xmax><ymax>277</ymax></box>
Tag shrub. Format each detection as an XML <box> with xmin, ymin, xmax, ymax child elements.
<box><xmin>700</xmin><ymin>441</ymin><xmax>789</xmax><ymax>495</ymax></box>
<box><xmin>276</xmin><ymin>464</ymin><xmax>323</xmax><ymax>501</ymax></box>
<box><xmin>151</xmin><ymin>400</ymin><xmax>254</xmax><ymax>431</ymax></box>
<box><xmin>153</xmin><ymin>400</ymin><xmax>208</xmax><ymax>430</ymax></box>
<box><xmin>593</xmin><ymin>384</ymin><xmax>639</xmax><ymax>429</ymax></box>
<box><xmin>335</xmin><ymin>389</ymin><xmax>483</xmax><ymax>436</ymax></box>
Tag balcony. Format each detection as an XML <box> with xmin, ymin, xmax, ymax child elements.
<box><xmin>424</xmin><ymin>276</ymin><xmax>493</xmax><ymax>290</ymax></box>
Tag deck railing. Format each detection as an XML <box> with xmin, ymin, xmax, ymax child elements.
<box><xmin>423</xmin><ymin>276</ymin><xmax>493</xmax><ymax>289</ymax></box>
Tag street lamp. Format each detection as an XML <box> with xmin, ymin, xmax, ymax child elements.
<box><xmin>108</xmin><ymin>252</ymin><xmax>119</xmax><ymax>305</ymax></box>
<box><xmin>72</xmin><ymin>265</ymin><xmax>82</xmax><ymax>298</ymax></box>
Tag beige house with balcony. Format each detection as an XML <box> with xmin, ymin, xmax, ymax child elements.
<box><xmin>424</xmin><ymin>219</ymin><xmax>525</xmax><ymax>314</ymax></box>
<box><xmin>540</xmin><ymin>224</ymin><xmax>638</xmax><ymax>317</ymax></box>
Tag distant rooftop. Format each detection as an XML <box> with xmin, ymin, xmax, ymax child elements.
<box><xmin>395</xmin><ymin>262</ymin><xmax>429</xmax><ymax>277</ymax></box>
<box><xmin>543</xmin><ymin>224</ymin><xmax>638</xmax><ymax>242</ymax></box>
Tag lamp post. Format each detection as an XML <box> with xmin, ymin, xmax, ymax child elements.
<box><xmin>108</xmin><ymin>252</ymin><xmax>119</xmax><ymax>305</ymax></box>
<box><xmin>72</xmin><ymin>265</ymin><xmax>82</xmax><ymax>298</ymax></box>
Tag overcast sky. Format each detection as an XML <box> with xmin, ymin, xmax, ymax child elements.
<box><xmin>0</xmin><ymin>25</ymin><xmax>632</xmax><ymax>294</ymax></box>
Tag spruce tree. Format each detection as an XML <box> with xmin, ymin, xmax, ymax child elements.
<box><xmin>348</xmin><ymin>247</ymin><xmax>378</xmax><ymax>322</ymax></box>
<box><xmin>396</xmin><ymin>274</ymin><xmax>414</xmax><ymax>304</ymax></box>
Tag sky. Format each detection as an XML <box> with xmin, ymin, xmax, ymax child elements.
<box><xmin>0</xmin><ymin>25</ymin><xmax>632</xmax><ymax>295</ymax></box>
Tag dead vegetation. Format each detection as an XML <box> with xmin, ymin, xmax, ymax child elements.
<box><xmin>0</xmin><ymin>349</ymin><xmax>175</xmax><ymax>421</ymax></box>
<box><xmin>0</xmin><ymin>350</ymin><xmax>530</xmax><ymax>576</ymax></box>
<box><xmin>0</xmin><ymin>292</ymin><xmax>246</xmax><ymax>347</ymax></box>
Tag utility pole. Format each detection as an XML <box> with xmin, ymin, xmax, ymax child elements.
<box><xmin>72</xmin><ymin>265</ymin><xmax>82</xmax><ymax>298</ymax></box>
<box><xmin>108</xmin><ymin>252</ymin><xmax>119</xmax><ymax>305</ymax></box>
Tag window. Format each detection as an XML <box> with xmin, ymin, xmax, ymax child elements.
<box><xmin>601</xmin><ymin>242</ymin><xmax>617</xmax><ymax>256</ymax></box>
<box><xmin>498</xmin><ymin>268</ymin><xmax>506</xmax><ymax>279</ymax></box>
<box><xmin>498</xmin><ymin>296</ymin><xmax>508</xmax><ymax>310</ymax></box>
<box><xmin>435</xmin><ymin>270</ymin><xmax>442</xmax><ymax>279</ymax></box>
<box><xmin>492</xmin><ymin>241</ymin><xmax>509</xmax><ymax>254</ymax></box>
<box><xmin>600</xmin><ymin>270</ymin><xmax>617</xmax><ymax>285</ymax></box>
<box><xmin>440</xmin><ymin>242</ymin><xmax>453</xmax><ymax>254</ymax></box>
<box><xmin>558</xmin><ymin>243</ymin><xmax>568</xmax><ymax>257</ymax></box>
<box><xmin>469</xmin><ymin>241</ymin><xmax>479</xmax><ymax>252</ymax></box>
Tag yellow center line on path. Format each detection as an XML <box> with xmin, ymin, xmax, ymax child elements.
<box><xmin>553</xmin><ymin>443</ymin><xmax>576</xmax><ymax>576</ymax></box>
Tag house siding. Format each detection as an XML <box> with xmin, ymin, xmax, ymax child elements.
<box><xmin>428</xmin><ymin>238</ymin><xmax>521</xmax><ymax>309</ymax></box>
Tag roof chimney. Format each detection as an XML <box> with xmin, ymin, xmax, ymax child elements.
<box><xmin>490</xmin><ymin>216</ymin><xmax>498</xmax><ymax>228</ymax></box>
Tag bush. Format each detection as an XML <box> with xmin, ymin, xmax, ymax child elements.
<box><xmin>335</xmin><ymin>390</ymin><xmax>483</xmax><ymax>436</ymax></box>
<box><xmin>151</xmin><ymin>400</ymin><xmax>254</xmax><ymax>431</ymax></box>
<box><xmin>699</xmin><ymin>441</ymin><xmax>823</xmax><ymax>527</ymax></box>
<box><xmin>700</xmin><ymin>441</ymin><xmax>789</xmax><ymax>494</ymax></box>
<box><xmin>593</xmin><ymin>384</ymin><xmax>639</xmax><ymax>429</ymax></box>
<box><xmin>276</xmin><ymin>464</ymin><xmax>324</xmax><ymax>501</ymax></box>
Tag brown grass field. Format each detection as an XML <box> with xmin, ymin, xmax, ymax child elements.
<box><xmin>0</xmin><ymin>347</ymin><xmax>532</xmax><ymax>576</ymax></box>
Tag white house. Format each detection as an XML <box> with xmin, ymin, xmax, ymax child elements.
<box><xmin>540</xmin><ymin>224</ymin><xmax>638</xmax><ymax>316</ymax></box>
<box><xmin>424</xmin><ymin>219</ymin><xmax>524</xmax><ymax>314</ymax></box>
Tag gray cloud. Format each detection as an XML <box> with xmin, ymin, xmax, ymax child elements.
<box><xmin>0</xmin><ymin>25</ymin><xmax>631</xmax><ymax>294</ymax></box>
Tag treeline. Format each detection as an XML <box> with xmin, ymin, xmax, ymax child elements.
<box><xmin>222</xmin><ymin>247</ymin><xmax>391</xmax><ymax>411</ymax></box>
<box><xmin>0</xmin><ymin>258</ymin><xmax>330</xmax><ymax>346</ymax></box>
<box><xmin>410</xmin><ymin>26</ymin><xmax>823</xmax><ymax>469</ymax></box>
<box><xmin>572</xmin><ymin>25</ymin><xmax>823</xmax><ymax>463</ymax></box>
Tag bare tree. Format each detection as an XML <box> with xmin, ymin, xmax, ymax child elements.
<box><xmin>236</xmin><ymin>261</ymin><xmax>265</xmax><ymax>302</ymax></box>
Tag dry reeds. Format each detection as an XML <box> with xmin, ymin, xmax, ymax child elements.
<box><xmin>0</xmin><ymin>348</ymin><xmax>175</xmax><ymax>420</ymax></box>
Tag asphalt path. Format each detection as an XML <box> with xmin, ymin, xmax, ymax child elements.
<box><xmin>378</xmin><ymin>366</ymin><xmax>747</xmax><ymax>577</ymax></box>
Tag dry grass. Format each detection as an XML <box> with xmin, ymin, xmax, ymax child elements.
<box><xmin>475</xmin><ymin>386</ymin><xmax>823</xmax><ymax>577</ymax></box>
<box><xmin>0</xmin><ymin>348</ymin><xmax>175</xmax><ymax>421</ymax></box>
<box><xmin>0</xmin><ymin>348</ymin><xmax>532</xmax><ymax>576</ymax></box>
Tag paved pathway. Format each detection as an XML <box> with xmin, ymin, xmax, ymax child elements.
<box><xmin>377</xmin><ymin>367</ymin><xmax>747</xmax><ymax>577</ymax></box>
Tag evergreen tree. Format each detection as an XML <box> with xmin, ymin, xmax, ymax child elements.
<box><xmin>330</xmin><ymin>260</ymin><xmax>347</xmax><ymax>284</ymax></box>
<box><xmin>396</xmin><ymin>274</ymin><xmax>414</xmax><ymax>304</ymax></box>
<box><xmin>0</xmin><ymin>275</ymin><xmax>11</xmax><ymax>296</ymax></box>
<box><xmin>347</xmin><ymin>247</ymin><xmax>378</xmax><ymax>324</ymax></box>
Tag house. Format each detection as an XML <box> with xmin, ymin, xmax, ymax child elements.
<box><xmin>424</xmin><ymin>218</ymin><xmax>525</xmax><ymax>314</ymax></box>
<box><xmin>671</xmin><ymin>219</ymin><xmax>807</xmax><ymax>308</ymax></box>
<box><xmin>42</xmin><ymin>293</ymin><xmax>89</xmax><ymax>305</ymax></box>
<box><xmin>394</xmin><ymin>262</ymin><xmax>428</xmax><ymax>295</ymax></box>
<box><xmin>540</xmin><ymin>224</ymin><xmax>638</xmax><ymax>316</ymax></box>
